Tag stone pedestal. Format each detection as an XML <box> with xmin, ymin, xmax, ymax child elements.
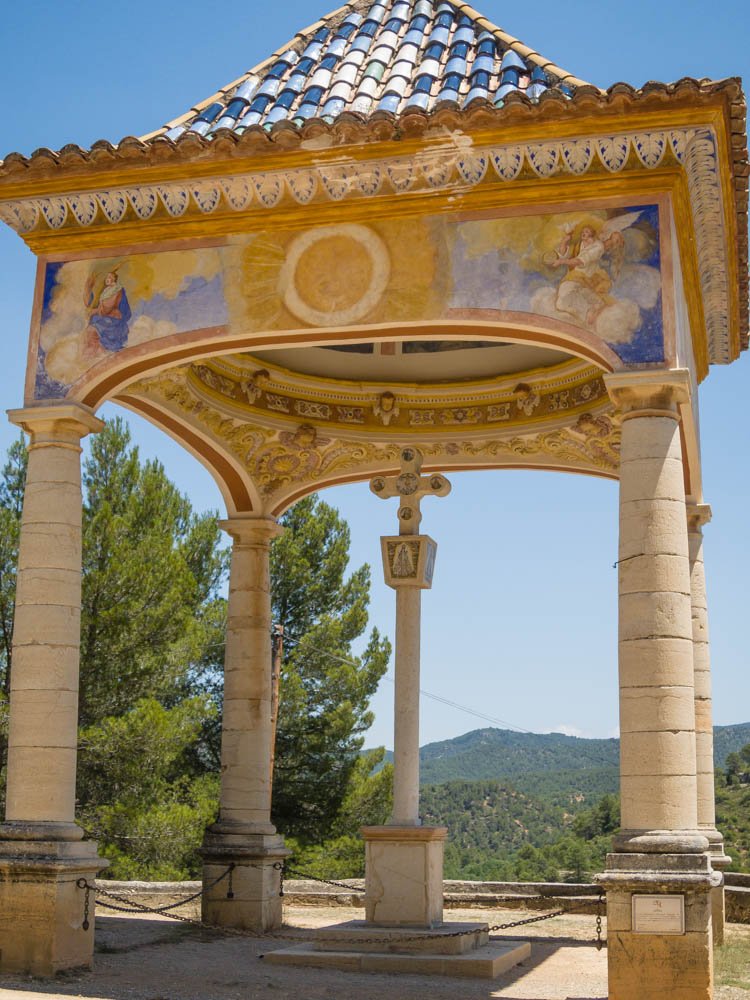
<box><xmin>362</xmin><ymin>825</ymin><xmax>447</xmax><ymax>928</ymax></box>
<box><xmin>201</xmin><ymin>826</ymin><xmax>288</xmax><ymax>932</ymax></box>
<box><xmin>0</xmin><ymin>835</ymin><xmax>106</xmax><ymax>975</ymax></box>
<box><xmin>599</xmin><ymin>852</ymin><xmax>717</xmax><ymax>1000</ymax></box>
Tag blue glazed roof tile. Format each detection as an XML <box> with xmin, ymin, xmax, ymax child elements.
<box><xmin>155</xmin><ymin>1</ymin><xmax>588</xmax><ymax>139</ymax></box>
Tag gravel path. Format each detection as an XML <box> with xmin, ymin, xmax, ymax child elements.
<box><xmin>0</xmin><ymin>904</ymin><xmax>744</xmax><ymax>999</ymax></box>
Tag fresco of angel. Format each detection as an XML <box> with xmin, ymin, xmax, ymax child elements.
<box><xmin>450</xmin><ymin>204</ymin><xmax>662</xmax><ymax>358</ymax></box>
<box><xmin>545</xmin><ymin>212</ymin><xmax>642</xmax><ymax>327</ymax></box>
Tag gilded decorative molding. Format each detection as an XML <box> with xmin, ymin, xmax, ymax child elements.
<box><xmin>129</xmin><ymin>367</ymin><xmax>621</xmax><ymax>509</ymax></box>
<box><xmin>683</xmin><ymin>129</ymin><xmax>731</xmax><ymax>364</ymax></box>
<box><xmin>184</xmin><ymin>356</ymin><xmax>609</xmax><ymax>436</ymax></box>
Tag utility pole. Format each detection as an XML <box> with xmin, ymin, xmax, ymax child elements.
<box><xmin>270</xmin><ymin>623</ymin><xmax>284</xmax><ymax>783</ymax></box>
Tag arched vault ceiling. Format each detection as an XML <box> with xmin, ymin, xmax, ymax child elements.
<box><xmin>118</xmin><ymin>352</ymin><xmax>622</xmax><ymax>517</ymax></box>
<box><xmin>250</xmin><ymin>340</ymin><xmax>571</xmax><ymax>381</ymax></box>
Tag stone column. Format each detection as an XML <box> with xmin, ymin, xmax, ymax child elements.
<box><xmin>687</xmin><ymin>502</ymin><xmax>731</xmax><ymax>945</ymax></box>
<box><xmin>0</xmin><ymin>404</ymin><xmax>108</xmax><ymax>976</ymax></box>
<box><xmin>597</xmin><ymin>372</ymin><xmax>716</xmax><ymax>1000</ymax></box>
<box><xmin>201</xmin><ymin>517</ymin><xmax>289</xmax><ymax>932</ymax></box>
<box><xmin>392</xmin><ymin>585</ymin><xmax>422</xmax><ymax>826</ymax></box>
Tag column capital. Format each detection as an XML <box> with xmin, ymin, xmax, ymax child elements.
<box><xmin>687</xmin><ymin>502</ymin><xmax>712</xmax><ymax>532</ymax></box>
<box><xmin>219</xmin><ymin>516</ymin><xmax>283</xmax><ymax>545</ymax></box>
<box><xmin>8</xmin><ymin>403</ymin><xmax>104</xmax><ymax>446</ymax></box>
<box><xmin>604</xmin><ymin>369</ymin><xmax>691</xmax><ymax>418</ymax></box>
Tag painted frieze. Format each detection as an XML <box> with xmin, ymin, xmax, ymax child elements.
<box><xmin>33</xmin><ymin>202</ymin><xmax>664</xmax><ymax>401</ymax></box>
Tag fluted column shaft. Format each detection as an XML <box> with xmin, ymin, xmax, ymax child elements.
<box><xmin>3</xmin><ymin>405</ymin><xmax>103</xmax><ymax>838</ymax></box>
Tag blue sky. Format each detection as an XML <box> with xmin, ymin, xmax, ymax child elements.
<box><xmin>0</xmin><ymin>1</ymin><xmax>748</xmax><ymax>750</ymax></box>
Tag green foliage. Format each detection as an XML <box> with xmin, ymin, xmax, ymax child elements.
<box><xmin>270</xmin><ymin>495</ymin><xmax>391</xmax><ymax>843</ymax></box>
<box><xmin>724</xmin><ymin>746</ymin><xmax>750</xmax><ymax>786</ymax></box>
<box><xmin>77</xmin><ymin>696</ymin><xmax>221</xmax><ymax>880</ymax></box>
<box><xmin>287</xmin><ymin>835</ymin><xmax>367</xmax><ymax>880</ymax></box>
<box><xmin>0</xmin><ymin>423</ymin><xmax>227</xmax><ymax>876</ymax></box>
<box><xmin>0</xmin><ymin>437</ymin><xmax>27</xmax><ymax>807</ymax></box>
<box><xmin>713</xmin><ymin>724</ymin><xmax>750</xmax><ymax>769</ymax></box>
<box><xmin>414</xmin><ymin>723</ymin><xmax>750</xmax><ymax>790</ymax></box>
<box><xmin>280</xmin><ymin>749</ymin><xmax>393</xmax><ymax>880</ymax></box>
<box><xmin>572</xmin><ymin>794</ymin><xmax>620</xmax><ymax>839</ymax></box>
<box><xmin>79</xmin><ymin>420</ymin><xmax>227</xmax><ymax>725</ymax></box>
<box><xmin>715</xmin><ymin>926</ymin><xmax>750</xmax><ymax>990</ymax></box>
<box><xmin>0</xmin><ymin>432</ymin><xmax>393</xmax><ymax>878</ymax></box>
<box><xmin>715</xmin><ymin>740</ymin><xmax>750</xmax><ymax>872</ymax></box>
<box><xmin>421</xmin><ymin>780</ymin><xmax>563</xmax><ymax>853</ymax></box>
<box><xmin>421</xmin><ymin>778</ymin><xmax>613</xmax><ymax>883</ymax></box>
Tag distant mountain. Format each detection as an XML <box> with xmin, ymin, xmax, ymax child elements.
<box><xmin>378</xmin><ymin>723</ymin><xmax>750</xmax><ymax>801</ymax></box>
<box><xmin>418</xmin><ymin>728</ymin><xmax>619</xmax><ymax>786</ymax></box>
<box><xmin>713</xmin><ymin>724</ymin><xmax>750</xmax><ymax>768</ymax></box>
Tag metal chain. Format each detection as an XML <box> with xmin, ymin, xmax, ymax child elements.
<box><xmin>81</xmin><ymin>879</ymin><xmax>91</xmax><ymax>930</ymax></box>
<box><xmin>283</xmin><ymin>866</ymin><xmax>364</xmax><ymax>892</ymax></box>
<box><xmin>488</xmin><ymin>908</ymin><xmax>565</xmax><ymax>931</ymax></box>
<box><xmin>596</xmin><ymin>890</ymin><xmax>605</xmax><ymax>951</ymax></box>
<box><xmin>77</xmin><ymin>863</ymin><xmax>236</xmax><ymax>929</ymax></box>
<box><xmin>78</xmin><ymin>865</ymin><xmax>606</xmax><ymax>948</ymax></box>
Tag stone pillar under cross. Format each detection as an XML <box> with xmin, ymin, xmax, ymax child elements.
<box><xmin>200</xmin><ymin>517</ymin><xmax>289</xmax><ymax>932</ymax></box>
<box><xmin>0</xmin><ymin>404</ymin><xmax>108</xmax><ymax>976</ymax></box>
<box><xmin>361</xmin><ymin>447</ymin><xmax>450</xmax><ymax>928</ymax></box>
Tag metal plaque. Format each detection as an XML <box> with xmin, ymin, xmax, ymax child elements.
<box><xmin>632</xmin><ymin>894</ymin><xmax>685</xmax><ymax>935</ymax></box>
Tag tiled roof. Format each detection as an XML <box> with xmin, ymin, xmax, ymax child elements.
<box><xmin>150</xmin><ymin>0</ymin><xmax>591</xmax><ymax>140</ymax></box>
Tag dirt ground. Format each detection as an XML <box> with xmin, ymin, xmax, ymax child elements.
<box><xmin>0</xmin><ymin>904</ymin><xmax>745</xmax><ymax>1000</ymax></box>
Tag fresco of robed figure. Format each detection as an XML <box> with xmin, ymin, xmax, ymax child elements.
<box><xmin>83</xmin><ymin>269</ymin><xmax>132</xmax><ymax>359</ymax></box>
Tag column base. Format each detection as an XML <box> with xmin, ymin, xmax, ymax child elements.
<box><xmin>0</xmin><ymin>835</ymin><xmax>108</xmax><ymax>975</ymax></box>
<box><xmin>362</xmin><ymin>825</ymin><xmax>447</xmax><ymax>929</ymax></box>
<box><xmin>703</xmin><ymin>830</ymin><xmax>732</xmax><ymax>946</ymax></box>
<box><xmin>200</xmin><ymin>825</ymin><xmax>290</xmax><ymax>932</ymax></box>
<box><xmin>613</xmin><ymin>828</ymin><xmax>710</xmax><ymax>854</ymax></box>
<box><xmin>596</xmin><ymin>851</ymin><xmax>717</xmax><ymax>1000</ymax></box>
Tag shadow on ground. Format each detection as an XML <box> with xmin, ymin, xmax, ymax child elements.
<box><xmin>0</xmin><ymin>911</ymin><xmax>609</xmax><ymax>1000</ymax></box>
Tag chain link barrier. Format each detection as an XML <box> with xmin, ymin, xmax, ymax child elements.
<box><xmin>76</xmin><ymin>865</ymin><xmax>606</xmax><ymax>949</ymax></box>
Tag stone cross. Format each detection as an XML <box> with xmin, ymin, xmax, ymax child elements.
<box><xmin>370</xmin><ymin>447</ymin><xmax>451</xmax><ymax>535</ymax></box>
<box><xmin>366</xmin><ymin>445</ymin><xmax>451</xmax><ymax>838</ymax></box>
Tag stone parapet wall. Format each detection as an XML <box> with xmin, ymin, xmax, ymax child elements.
<box><xmin>94</xmin><ymin>877</ymin><xmax>750</xmax><ymax>923</ymax></box>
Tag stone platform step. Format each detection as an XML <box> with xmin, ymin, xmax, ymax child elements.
<box><xmin>262</xmin><ymin>921</ymin><xmax>531</xmax><ymax>979</ymax></box>
<box><xmin>313</xmin><ymin>919</ymin><xmax>489</xmax><ymax>954</ymax></box>
<box><xmin>262</xmin><ymin>939</ymin><xmax>530</xmax><ymax>979</ymax></box>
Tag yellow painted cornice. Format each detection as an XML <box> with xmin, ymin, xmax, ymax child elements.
<box><xmin>0</xmin><ymin>102</ymin><xmax>729</xmax><ymax>205</ymax></box>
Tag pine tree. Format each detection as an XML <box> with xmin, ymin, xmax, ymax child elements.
<box><xmin>270</xmin><ymin>494</ymin><xmax>391</xmax><ymax>843</ymax></box>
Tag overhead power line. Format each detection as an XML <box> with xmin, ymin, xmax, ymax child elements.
<box><xmin>204</xmin><ymin>629</ymin><xmax>618</xmax><ymax>771</ymax></box>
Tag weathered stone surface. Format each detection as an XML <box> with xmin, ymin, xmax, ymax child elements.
<box><xmin>363</xmin><ymin>826</ymin><xmax>446</xmax><ymax>928</ymax></box>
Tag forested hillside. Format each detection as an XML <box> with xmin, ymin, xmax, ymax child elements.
<box><xmin>418</xmin><ymin>728</ymin><xmax>619</xmax><ymax>786</ymax></box>
<box><xmin>420</xmin><ymin>779</ymin><xmax>620</xmax><ymax>882</ymax></box>
<box><xmin>379</xmin><ymin>723</ymin><xmax>750</xmax><ymax>791</ymax></box>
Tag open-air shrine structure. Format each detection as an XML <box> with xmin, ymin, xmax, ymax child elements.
<box><xmin>0</xmin><ymin>0</ymin><xmax>747</xmax><ymax>996</ymax></box>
